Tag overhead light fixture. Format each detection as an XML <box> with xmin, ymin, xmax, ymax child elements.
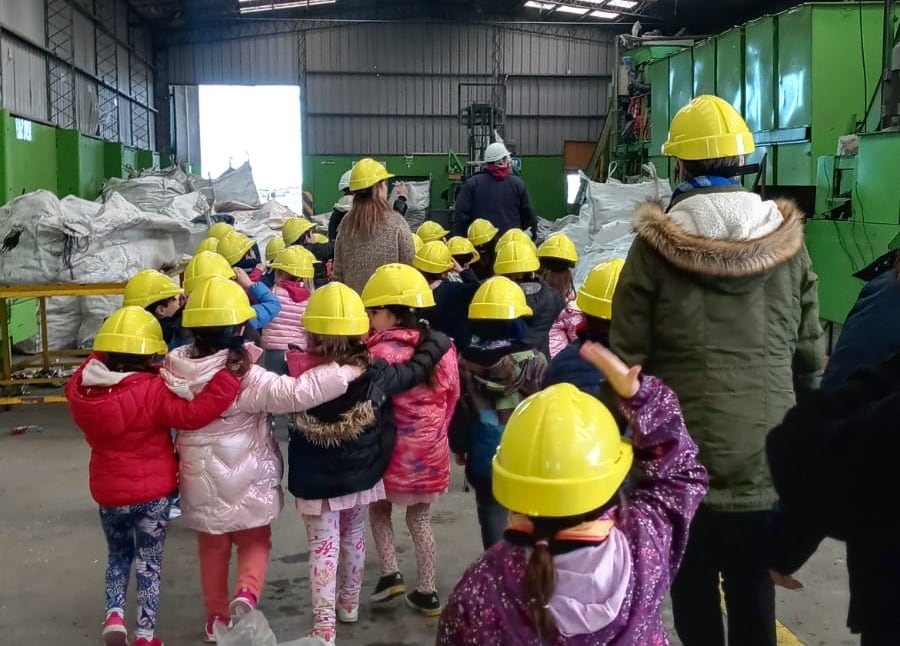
<box><xmin>239</xmin><ymin>0</ymin><xmax>336</xmax><ymax>14</ymax></box>
<box><xmin>555</xmin><ymin>4</ymin><xmax>590</xmax><ymax>15</ymax></box>
<box><xmin>524</xmin><ymin>0</ymin><xmax>558</xmax><ymax>9</ymax></box>
<box><xmin>579</xmin><ymin>0</ymin><xmax>611</xmax><ymax>4</ymax></box>
<box><xmin>590</xmin><ymin>9</ymin><xmax>620</xmax><ymax>18</ymax></box>
<box><xmin>606</xmin><ymin>0</ymin><xmax>637</xmax><ymax>8</ymax></box>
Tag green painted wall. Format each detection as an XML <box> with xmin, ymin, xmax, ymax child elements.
<box><xmin>0</xmin><ymin>110</ymin><xmax>161</xmax><ymax>204</ymax></box>
<box><xmin>303</xmin><ymin>154</ymin><xmax>567</xmax><ymax>224</ymax></box>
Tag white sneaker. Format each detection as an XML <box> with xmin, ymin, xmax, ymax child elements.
<box><xmin>336</xmin><ymin>604</ymin><xmax>358</xmax><ymax>624</ymax></box>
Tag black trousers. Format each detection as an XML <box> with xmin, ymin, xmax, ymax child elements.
<box><xmin>671</xmin><ymin>506</ymin><xmax>776</xmax><ymax>646</ymax></box>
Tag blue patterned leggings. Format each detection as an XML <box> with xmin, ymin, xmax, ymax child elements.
<box><xmin>99</xmin><ymin>497</ymin><xmax>170</xmax><ymax>634</ymax></box>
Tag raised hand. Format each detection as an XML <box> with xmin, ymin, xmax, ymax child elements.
<box><xmin>579</xmin><ymin>342</ymin><xmax>641</xmax><ymax>399</ymax></box>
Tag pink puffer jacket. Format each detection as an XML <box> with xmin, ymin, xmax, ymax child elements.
<box><xmin>548</xmin><ymin>293</ymin><xmax>584</xmax><ymax>359</ymax></box>
<box><xmin>367</xmin><ymin>328</ymin><xmax>460</xmax><ymax>495</ymax></box>
<box><xmin>261</xmin><ymin>281</ymin><xmax>311</xmax><ymax>351</ymax></box>
<box><xmin>161</xmin><ymin>343</ymin><xmax>359</xmax><ymax>534</ymax></box>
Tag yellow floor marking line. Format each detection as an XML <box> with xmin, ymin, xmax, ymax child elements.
<box><xmin>718</xmin><ymin>581</ymin><xmax>806</xmax><ymax>646</ymax></box>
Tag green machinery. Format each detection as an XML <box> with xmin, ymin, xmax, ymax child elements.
<box><xmin>611</xmin><ymin>2</ymin><xmax>900</xmax><ymax>325</ymax></box>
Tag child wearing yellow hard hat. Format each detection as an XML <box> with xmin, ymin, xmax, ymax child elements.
<box><xmin>161</xmin><ymin>277</ymin><xmax>366</xmax><ymax>642</ymax></box>
<box><xmin>543</xmin><ymin>259</ymin><xmax>625</xmax><ymax>398</ymax></box>
<box><xmin>450</xmin><ymin>276</ymin><xmax>548</xmax><ymax>550</ymax></box>
<box><xmin>537</xmin><ymin>233</ymin><xmax>581</xmax><ymax>359</ymax></box>
<box><xmin>283</xmin><ymin>217</ymin><xmax>334</xmax><ymax>288</ymax></box>
<box><xmin>438</xmin><ymin>344</ymin><xmax>708</xmax><ymax>644</ymax></box>
<box><xmin>283</xmin><ymin>282</ymin><xmax>452</xmax><ymax>645</ymax></box>
<box><xmin>360</xmin><ymin>264</ymin><xmax>461</xmax><ymax>617</ymax></box>
<box><xmin>260</xmin><ymin>247</ymin><xmax>317</xmax><ymax>374</ymax></box>
<box><xmin>66</xmin><ymin>307</ymin><xmax>242</xmax><ymax>646</ymax></box>
<box><xmin>412</xmin><ymin>241</ymin><xmax>481</xmax><ymax>351</ymax></box>
<box><xmin>123</xmin><ymin>269</ymin><xmax>187</xmax><ymax>351</ymax></box>
<box><xmin>492</xmin><ymin>235</ymin><xmax>565</xmax><ymax>358</ymax></box>
<box><xmin>465</xmin><ymin>218</ymin><xmax>500</xmax><ymax>280</ymax></box>
<box><xmin>259</xmin><ymin>237</ymin><xmax>286</xmax><ymax>289</ymax></box>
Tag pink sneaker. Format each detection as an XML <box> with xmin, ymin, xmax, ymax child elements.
<box><xmin>102</xmin><ymin>612</ymin><xmax>127</xmax><ymax>646</ymax></box>
<box><xmin>134</xmin><ymin>638</ymin><xmax>164</xmax><ymax>646</ymax></box>
<box><xmin>204</xmin><ymin>615</ymin><xmax>228</xmax><ymax>643</ymax></box>
<box><xmin>228</xmin><ymin>587</ymin><xmax>257</xmax><ymax>617</ymax></box>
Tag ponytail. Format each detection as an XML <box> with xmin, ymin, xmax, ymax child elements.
<box><xmin>524</xmin><ymin>537</ymin><xmax>557</xmax><ymax>640</ymax></box>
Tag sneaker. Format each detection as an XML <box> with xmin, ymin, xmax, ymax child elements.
<box><xmin>134</xmin><ymin>638</ymin><xmax>164</xmax><ymax>646</ymax></box>
<box><xmin>305</xmin><ymin>632</ymin><xmax>336</xmax><ymax>646</ymax></box>
<box><xmin>229</xmin><ymin>587</ymin><xmax>257</xmax><ymax>617</ymax></box>
<box><xmin>405</xmin><ymin>590</ymin><xmax>442</xmax><ymax>617</ymax></box>
<box><xmin>102</xmin><ymin>612</ymin><xmax>127</xmax><ymax>646</ymax></box>
<box><xmin>336</xmin><ymin>602</ymin><xmax>358</xmax><ymax>624</ymax></box>
<box><xmin>204</xmin><ymin>615</ymin><xmax>228</xmax><ymax>643</ymax></box>
<box><xmin>168</xmin><ymin>505</ymin><xmax>182</xmax><ymax>520</ymax></box>
<box><xmin>370</xmin><ymin>572</ymin><xmax>406</xmax><ymax>602</ymax></box>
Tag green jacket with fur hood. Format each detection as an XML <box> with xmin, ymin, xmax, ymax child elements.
<box><xmin>611</xmin><ymin>188</ymin><xmax>825</xmax><ymax>512</ymax></box>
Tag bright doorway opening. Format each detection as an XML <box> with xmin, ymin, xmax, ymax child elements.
<box><xmin>198</xmin><ymin>84</ymin><xmax>302</xmax><ymax>212</ymax></box>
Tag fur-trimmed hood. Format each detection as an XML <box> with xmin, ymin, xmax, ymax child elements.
<box><xmin>292</xmin><ymin>400</ymin><xmax>376</xmax><ymax>448</ymax></box>
<box><xmin>634</xmin><ymin>196</ymin><xmax>805</xmax><ymax>278</ymax></box>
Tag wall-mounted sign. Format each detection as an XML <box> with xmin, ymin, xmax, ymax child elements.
<box><xmin>14</xmin><ymin>118</ymin><xmax>32</xmax><ymax>142</ymax></box>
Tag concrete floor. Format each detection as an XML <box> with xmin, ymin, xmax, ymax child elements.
<box><xmin>0</xmin><ymin>403</ymin><xmax>856</xmax><ymax>646</ymax></box>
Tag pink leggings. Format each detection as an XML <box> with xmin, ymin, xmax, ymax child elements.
<box><xmin>301</xmin><ymin>505</ymin><xmax>367</xmax><ymax>641</ymax></box>
<box><xmin>369</xmin><ymin>501</ymin><xmax>436</xmax><ymax>593</ymax></box>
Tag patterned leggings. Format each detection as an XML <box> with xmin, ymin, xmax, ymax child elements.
<box><xmin>369</xmin><ymin>501</ymin><xmax>436</xmax><ymax>594</ymax></box>
<box><xmin>99</xmin><ymin>496</ymin><xmax>170</xmax><ymax>638</ymax></box>
<box><xmin>301</xmin><ymin>505</ymin><xmax>368</xmax><ymax>642</ymax></box>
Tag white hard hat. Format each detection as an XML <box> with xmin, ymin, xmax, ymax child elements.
<box><xmin>338</xmin><ymin>170</ymin><xmax>352</xmax><ymax>191</ymax></box>
<box><xmin>483</xmin><ymin>142</ymin><xmax>511</xmax><ymax>164</ymax></box>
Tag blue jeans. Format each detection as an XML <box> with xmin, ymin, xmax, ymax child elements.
<box><xmin>99</xmin><ymin>497</ymin><xmax>171</xmax><ymax>633</ymax></box>
<box><xmin>467</xmin><ymin>474</ymin><xmax>508</xmax><ymax>550</ymax></box>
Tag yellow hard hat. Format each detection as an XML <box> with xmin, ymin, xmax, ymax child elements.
<box><xmin>412</xmin><ymin>240</ymin><xmax>454</xmax><ymax>275</ymax></box>
<box><xmin>662</xmin><ymin>94</ymin><xmax>755</xmax><ymax>160</ymax></box>
<box><xmin>417</xmin><ymin>221</ymin><xmax>449</xmax><ymax>243</ymax></box>
<box><xmin>312</xmin><ymin>233</ymin><xmax>329</xmax><ymax>244</ymax></box>
<box><xmin>349</xmin><ymin>158</ymin><xmax>394</xmax><ymax>192</ymax></box>
<box><xmin>447</xmin><ymin>236</ymin><xmax>481</xmax><ymax>263</ymax></box>
<box><xmin>181</xmin><ymin>275</ymin><xmax>257</xmax><ymax>328</ymax></box>
<box><xmin>283</xmin><ymin>217</ymin><xmax>316</xmax><ymax>246</ymax></box>
<box><xmin>361</xmin><ymin>263</ymin><xmax>436</xmax><ymax>309</ymax></box>
<box><xmin>270</xmin><ymin>246</ymin><xmax>315</xmax><ymax>280</ymax></box>
<box><xmin>493</xmin><ymin>383</ymin><xmax>633</xmax><ymax>517</ymax></box>
<box><xmin>493</xmin><ymin>239</ymin><xmax>540</xmax><ymax>275</ymax></box>
<box><xmin>217</xmin><ymin>231</ymin><xmax>255</xmax><ymax>266</ymax></box>
<box><xmin>195</xmin><ymin>237</ymin><xmax>220</xmax><ymax>255</ymax></box>
<box><xmin>412</xmin><ymin>233</ymin><xmax>424</xmax><ymax>253</ymax></box>
<box><xmin>93</xmin><ymin>306</ymin><xmax>169</xmax><ymax>356</ymax></box>
<box><xmin>183</xmin><ymin>251</ymin><xmax>236</xmax><ymax>294</ymax></box>
<box><xmin>538</xmin><ymin>233</ymin><xmax>579</xmax><ymax>264</ymax></box>
<box><xmin>123</xmin><ymin>269</ymin><xmax>183</xmax><ymax>309</ymax></box>
<box><xmin>497</xmin><ymin>228</ymin><xmax>538</xmax><ymax>255</ymax></box>
<box><xmin>467</xmin><ymin>218</ymin><xmax>499</xmax><ymax>248</ymax></box>
<box><xmin>207</xmin><ymin>222</ymin><xmax>236</xmax><ymax>240</ymax></box>
<box><xmin>576</xmin><ymin>259</ymin><xmax>625</xmax><ymax>320</ymax></box>
<box><xmin>265</xmin><ymin>237</ymin><xmax>286</xmax><ymax>263</ymax></box>
<box><xmin>468</xmin><ymin>276</ymin><xmax>533</xmax><ymax>320</ymax></box>
<box><xmin>302</xmin><ymin>282</ymin><xmax>370</xmax><ymax>337</ymax></box>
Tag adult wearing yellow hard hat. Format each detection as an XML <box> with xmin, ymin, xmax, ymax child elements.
<box><xmin>327</xmin><ymin>168</ymin><xmax>411</xmax><ymax>241</ymax></box>
<box><xmin>452</xmin><ymin>141</ymin><xmax>538</xmax><ymax>242</ymax></box>
<box><xmin>610</xmin><ymin>94</ymin><xmax>825</xmax><ymax>646</ymax></box>
<box><xmin>331</xmin><ymin>158</ymin><xmax>416</xmax><ymax>293</ymax></box>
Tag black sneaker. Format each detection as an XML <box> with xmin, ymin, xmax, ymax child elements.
<box><xmin>405</xmin><ymin>590</ymin><xmax>441</xmax><ymax>617</ymax></box>
<box><xmin>370</xmin><ymin>572</ymin><xmax>406</xmax><ymax>602</ymax></box>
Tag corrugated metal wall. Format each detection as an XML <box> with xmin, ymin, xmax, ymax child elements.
<box><xmin>163</xmin><ymin>22</ymin><xmax>612</xmax><ymax>156</ymax></box>
<box><xmin>0</xmin><ymin>0</ymin><xmax>155</xmax><ymax>149</ymax></box>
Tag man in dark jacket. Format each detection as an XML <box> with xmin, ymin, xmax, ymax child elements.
<box><xmin>452</xmin><ymin>142</ymin><xmax>537</xmax><ymax>238</ymax></box>
<box><xmin>611</xmin><ymin>95</ymin><xmax>825</xmax><ymax>646</ymax></box>
<box><xmin>767</xmin><ymin>353</ymin><xmax>900</xmax><ymax>645</ymax></box>
<box><xmin>821</xmin><ymin>261</ymin><xmax>900</xmax><ymax>390</ymax></box>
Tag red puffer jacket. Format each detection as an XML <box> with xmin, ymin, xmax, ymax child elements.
<box><xmin>66</xmin><ymin>355</ymin><xmax>241</xmax><ymax>508</ymax></box>
<box><xmin>367</xmin><ymin>328</ymin><xmax>460</xmax><ymax>495</ymax></box>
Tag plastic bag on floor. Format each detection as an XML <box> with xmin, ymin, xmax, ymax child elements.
<box><xmin>213</xmin><ymin>610</ymin><xmax>277</xmax><ymax>646</ymax></box>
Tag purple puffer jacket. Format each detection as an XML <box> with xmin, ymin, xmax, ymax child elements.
<box><xmin>437</xmin><ymin>376</ymin><xmax>708</xmax><ymax>645</ymax></box>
